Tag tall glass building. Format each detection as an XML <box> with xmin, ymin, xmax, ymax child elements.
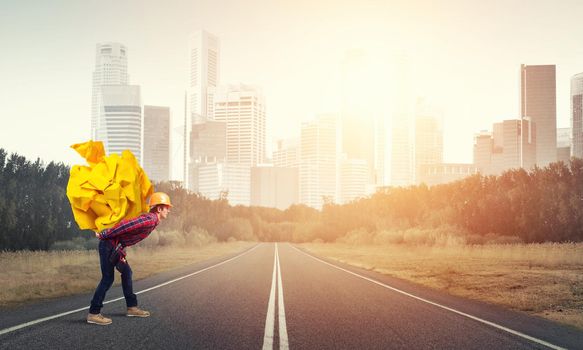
<box><xmin>520</xmin><ymin>64</ymin><xmax>557</xmax><ymax>166</ymax></box>
<box><xmin>212</xmin><ymin>84</ymin><xmax>266</xmax><ymax>167</ymax></box>
<box><xmin>300</xmin><ymin>114</ymin><xmax>339</xmax><ymax>209</ymax></box>
<box><xmin>144</xmin><ymin>105</ymin><xmax>170</xmax><ymax>182</ymax></box>
<box><xmin>99</xmin><ymin>85</ymin><xmax>142</xmax><ymax>164</ymax></box>
<box><xmin>185</xmin><ymin>30</ymin><xmax>220</xmax><ymax>188</ymax></box>
<box><xmin>91</xmin><ymin>43</ymin><xmax>128</xmax><ymax>141</ymax></box>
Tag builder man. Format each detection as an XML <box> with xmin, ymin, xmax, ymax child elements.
<box><xmin>87</xmin><ymin>192</ymin><xmax>172</xmax><ymax>325</ymax></box>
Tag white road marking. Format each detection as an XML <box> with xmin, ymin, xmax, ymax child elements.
<box><xmin>262</xmin><ymin>244</ymin><xmax>278</xmax><ymax>350</ymax></box>
<box><xmin>0</xmin><ymin>243</ymin><xmax>261</xmax><ymax>336</ymax></box>
<box><xmin>277</xmin><ymin>244</ymin><xmax>289</xmax><ymax>350</ymax></box>
<box><xmin>290</xmin><ymin>244</ymin><xmax>567</xmax><ymax>350</ymax></box>
<box><xmin>262</xmin><ymin>243</ymin><xmax>289</xmax><ymax>350</ymax></box>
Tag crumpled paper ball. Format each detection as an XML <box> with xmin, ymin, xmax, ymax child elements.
<box><xmin>66</xmin><ymin>140</ymin><xmax>153</xmax><ymax>231</ymax></box>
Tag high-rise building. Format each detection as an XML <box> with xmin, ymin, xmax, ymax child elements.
<box><xmin>391</xmin><ymin>56</ymin><xmax>414</xmax><ymax>186</ymax></box>
<box><xmin>571</xmin><ymin>72</ymin><xmax>583</xmax><ymax>159</ymax></box>
<box><xmin>520</xmin><ymin>64</ymin><xmax>557</xmax><ymax>166</ymax></box>
<box><xmin>493</xmin><ymin>122</ymin><xmax>504</xmax><ymax>151</ymax></box>
<box><xmin>143</xmin><ymin>106</ymin><xmax>170</xmax><ymax>182</ymax></box>
<box><xmin>414</xmin><ymin>100</ymin><xmax>443</xmax><ymax>183</ymax></box>
<box><xmin>91</xmin><ymin>43</ymin><xmax>128</xmax><ymax>141</ymax></box>
<box><xmin>557</xmin><ymin>127</ymin><xmax>571</xmax><ymax>163</ymax></box>
<box><xmin>188</xmin><ymin>120</ymin><xmax>226</xmax><ymax>192</ymax></box>
<box><xmin>273</xmin><ymin>138</ymin><xmax>300</xmax><ymax>168</ymax></box>
<box><xmin>341</xmin><ymin>50</ymin><xmax>376</xmax><ymax>185</ymax></box>
<box><xmin>473</xmin><ymin>131</ymin><xmax>493</xmax><ymax>174</ymax></box>
<box><xmin>340</xmin><ymin>158</ymin><xmax>368</xmax><ymax>203</ymax></box>
<box><xmin>185</xmin><ymin>30</ymin><xmax>220</xmax><ymax>188</ymax></box>
<box><xmin>99</xmin><ymin>85</ymin><xmax>142</xmax><ymax>163</ymax></box>
<box><xmin>261</xmin><ymin>139</ymin><xmax>301</xmax><ymax>209</ymax></box>
<box><xmin>300</xmin><ymin>114</ymin><xmax>339</xmax><ymax>209</ymax></box>
<box><xmin>212</xmin><ymin>84</ymin><xmax>266</xmax><ymax>166</ymax></box>
<box><xmin>196</xmin><ymin>163</ymin><xmax>224</xmax><ymax>200</ymax></box>
<box><xmin>195</xmin><ymin>163</ymin><xmax>250</xmax><ymax>206</ymax></box>
<box><xmin>499</xmin><ymin>118</ymin><xmax>536</xmax><ymax>172</ymax></box>
<box><xmin>251</xmin><ymin>165</ymin><xmax>299</xmax><ymax>209</ymax></box>
<box><xmin>374</xmin><ymin>117</ymin><xmax>388</xmax><ymax>186</ymax></box>
<box><xmin>222</xmin><ymin>164</ymin><xmax>251</xmax><ymax>206</ymax></box>
<box><xmin>520</xmin><ymin>117</ymin><xmax>537</xmax><ymax>170</ymax></box>
<box><xmin>474</xmin><ymin>118</ymin><xmax>535</xmax><ymax>175</ymax></box>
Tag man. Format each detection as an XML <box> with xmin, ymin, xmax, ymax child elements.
<box><xmin>87</xmin><ymin>192</ymin><xmax>172</xmax><ymax>325</ymax></box>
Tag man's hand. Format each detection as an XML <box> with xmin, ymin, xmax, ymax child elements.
<box><xmin>94</xmin><ymin>231</ymin><xmax>100</xmax><ymax>239</ymax></box>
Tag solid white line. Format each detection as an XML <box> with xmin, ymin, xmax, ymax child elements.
<box><xmin>289</xmin><ymin>244</ymin><xmax>566</xmax><ymax>350</ymax></box>
<box><xmin>0</xmin><ymin>244</ymin><xmax>261</xmax><ymax>337</ymax></box>
<box><xmin>276</xmin><ymin>244</ymin><xmax>289</xmax><ymax>350</ymax></box>
<box><xmin>262</xmin><ymin>243</ymin><xmax>278</xmax><ymax>350</ymax></box>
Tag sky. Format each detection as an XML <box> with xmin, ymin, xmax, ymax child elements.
<box><xmin>1</xmin><ymin>0</ymin><xmax>582</xmax><ymax>181</ymax></box>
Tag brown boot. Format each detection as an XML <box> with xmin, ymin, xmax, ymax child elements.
<box><xmin>127</xmin><ymin>307</ymin><xmax>150</xmax><ymax>317</ymax></box>
<box><xmin>87</xmin><ymin>313</ymin><xmax>112</xmax><ymax>325</ymax></box>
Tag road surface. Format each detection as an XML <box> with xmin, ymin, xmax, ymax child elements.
<box><xmin>0</xmin><ymin>243</ymin><xmax>581</xmax><ymax>349</ymax></box>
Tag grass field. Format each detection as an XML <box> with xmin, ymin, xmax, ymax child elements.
<box><xmin>0</xmin><ymin>241</ymin><xmax>255</xmax><ymax>307</ymax></box>
<box><xmin>301</xmin><ymin>242</ymin><xmax>583</xmax><ymax>330</ymax></box>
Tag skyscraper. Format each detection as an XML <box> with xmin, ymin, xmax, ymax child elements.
<box><xmin>91</xmin><ymin>43</ymin><xmax>128</xmax><ymax>141</ymax></box>
<box><xmin>188</xmin><ymin>120</ymin><xmax>226</xmax><ymax>192</ymax></box>
<box><xmin>190</xmin><ymin>121</ymin><xmax>227</xmax><ymax>164</ymax></box>
<box><xmin>300</xmin><ymin>114</ymin><xmax>339</xmax><ymax>209</ymax></box>
<box><xmin>391</xmin><ymin>56</ymin><xmax>414</xmax><ymax>186</ymax></box>
<box><xmin>571</xmin><ymin>72</ymin><xmax>583</xmax><ymax>159</ymax></box>
<box><xmin>557</xmin><ymin>127</ymin><xmax>571</xmax><ymax>163</ymax></box>
<box><xmin>474</xmin><ymin>118</ymin><xmax>535</xmax><ymax>175</ymax></box>
<box><xmin>414</xmin><ymin>100</ymin><xmax>443</xmax><ymax>183</ymax></box>
<box><xmin>473</xmin><ymin>131</ymin><xmax>493</xmax><ymax>174</ymax></box>
<box><xmin>340</xmin><ymin>158</ymin><xmax>368</xmax><ymax>203</ymax></box>
<box><xmin>99</xmin><ymin>85</ymin><xmax>142</xmax><ymax>163</ymax></box>
<box><xmin>185</xmin><ymin>30</ymin><xmax>220</xmax><ymax>187</ymax></box>
<box><xmin>251</xmin><ymin>166</ymin><xmax>298</xmax><ymax>210</ymax></box>
<box><xmin>520</xmin><ymin>64</ymin><xmax>557</xmax><ymax>166</ymax></box>
<box><xmin>143</xmin><ymin>105</ymin><xmax>170</xmax><ymax>182</ymax></box>
<box><xmin>222</xmin><ymin>164</ymin><xmax>251</xmax><ymax>206</ymax></box>
<box><xmin>501</xmin><ymin>118</ymin><xmax>536</xmax><ymax>171</ymax></box>
<box><xmin>273</xmin><ymin>138</ymin><xmax>300</xmax><ymax>168</ymax></box>
<box><xmin>212</xmin><ymin>84</ymin><xmax>266</xmax><ymax>166</ymax></box>
<box><xmin>341</xmin><ymin>50</ymin><xmax>376</xmax><ymax>185</ymax></box>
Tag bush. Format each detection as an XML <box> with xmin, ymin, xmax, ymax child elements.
<box><xmin>337</xmin><ymin>225</ymin><xmax>473</xmax><ymax>247</ymax></box>
<box><xmin>216</xmin><ymin>218</ymin><xmax>256</xmax><ymax>241</ymax></box>
<box><xmin>139</xmin><ymin>227</ymin><xmax>217</xmax><ymax>248</ymax></box>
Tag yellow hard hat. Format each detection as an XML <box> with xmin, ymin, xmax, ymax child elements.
<box><xmin>149</xmin><ymin>192</ymin><xmax>173</xmax><ymax>208</ymax></box>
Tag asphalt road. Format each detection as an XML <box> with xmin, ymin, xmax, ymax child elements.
<box><xmin>0</xmin><ymin>243</ymin><xmax>582</xmax><ymax>349</ymax></box>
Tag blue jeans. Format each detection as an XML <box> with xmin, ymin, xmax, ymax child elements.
<box><xmin>89</xmin><ymin>240</ymin><xmax>138</xmax><ymax>314</ymax></box>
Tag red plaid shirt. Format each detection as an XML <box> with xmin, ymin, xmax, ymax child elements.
<box><xmin>98</xmin><ymin>213</ymin><xmax>159</xmax><ymax>253</ymax></box>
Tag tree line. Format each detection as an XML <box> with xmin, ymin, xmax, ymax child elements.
<box><xmin>155</xmin><ymin>158</ymin><xmax>583</xmax><ymax>244</ymax></box>
<box><xmin>0</xmin><ymin>149</ymin><xmax>81</xmax><ymax>250</ymax></box>
<box><xmin>1</xmin><ymin>147</ymin><xmax>582</xmax><ymax>251</ymax></box>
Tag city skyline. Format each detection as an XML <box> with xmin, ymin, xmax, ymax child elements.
<box><xmin>2</xmin><ymin>0</ymin><xmax>583</xmax><ymax>181</ymax></box>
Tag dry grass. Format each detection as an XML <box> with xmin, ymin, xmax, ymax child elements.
<box><xmin>301</xmin><ymin>242</ymin><xmax>583</xmax><ymax>330</ymax></box>
<box><xmin>0</xmin><ymin>241</ymin><xmax>255</xmax><ymax>307</ymax></box>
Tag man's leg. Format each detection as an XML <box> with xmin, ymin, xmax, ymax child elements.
<box><xmin>88</xmin><ymin>240</ymin><xmax>115</xmax><ymax>324</ymax></box>
<box><xmin>116</xmin><ymin>259</ymin><xmax>137</xmax><ymax>308</ymax></box>
<box><xmin>118</xmin><ymin>259</ymin><xmax>150</xmax><ymax>317</ymax></box>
